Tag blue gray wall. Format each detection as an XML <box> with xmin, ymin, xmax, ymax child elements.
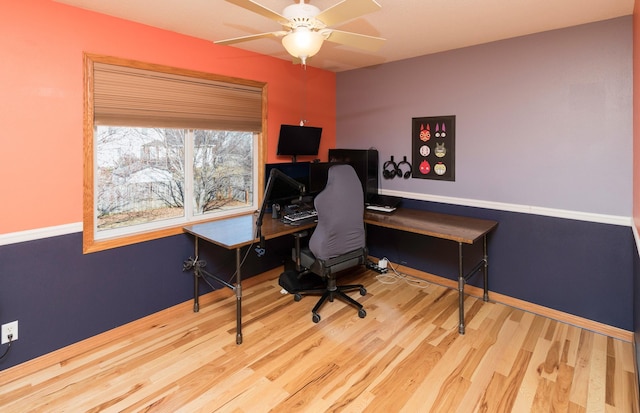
<box><xmin>366</xmin><ymin>199</ymin><xmax>633</xmax><ymax>331</ymax></box>
<box><xmin>0</xmin><ymin>231</ymin><xmax>293</xmax><ymax>370</ymax></box>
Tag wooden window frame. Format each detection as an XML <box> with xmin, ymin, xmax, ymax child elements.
<box><xmin>83</xmin><ymin>53</ymin><xmax>267</xmax><ymax>253</ymax></box>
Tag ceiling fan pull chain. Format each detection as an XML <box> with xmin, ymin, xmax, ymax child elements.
<box><xmin>300</xmin><ymin>64</ymin><xmax>307</xmax><ymax>126</ymax></box>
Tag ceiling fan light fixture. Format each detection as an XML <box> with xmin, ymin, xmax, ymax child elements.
<box><xmin>282</xmin><ymin>28</ymin><xmax>324</xmax><ymax>63</ymax></box>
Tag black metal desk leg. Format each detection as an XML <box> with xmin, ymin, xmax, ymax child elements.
<box><xmin>193</xmin><ymin>237</ymin><xmax>200</xmax><ymax>313</ymax></box>
<box><xmin>483</xmin><ymin>235</ymin><xmax>489</xmax><ymax>302</ymax></box>
<box><xmin>458</xmin><ymin>242</ymin><xmax>465</xmax><ymax>335</ymax></box>
<box><xmin>235</xmin><ymin>248</ymin><xmax>243</xmax><ymax>345</ymax></box>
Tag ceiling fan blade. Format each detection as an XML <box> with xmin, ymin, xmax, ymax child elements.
<box><xmin>325</xmin><ymin>29</ymin><xmax>385</xmax><ymax>52</ymax></box>
<box><xmin>315</xmin><ymin>0</ymin><xmax>381</xmax><ymax>27</ymax></box>
<box><xmin>224</xmin><ymin>0</ymin><xmax>289</xmax><ymax>25</ymax></box>
<box><xmin>215</xmin><ymin>31</ymin><xmax>287</xmax><ymax>45</ymax></box>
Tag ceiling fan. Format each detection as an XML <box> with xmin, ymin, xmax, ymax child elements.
<box><xmin>216</xmin><ymin>0</ymin><xmax>385</xmax><ymax>65</ymax></box>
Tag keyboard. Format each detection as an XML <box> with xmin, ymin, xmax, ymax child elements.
<box><xmin>283</xmin><ymin>209</ymin><xmax>318</xmax><ymax>223</ymax></box>
<box><xmin>366</xmin><ymin>205</ymin><xmax>396</xmax><ymax>213</ymax></box>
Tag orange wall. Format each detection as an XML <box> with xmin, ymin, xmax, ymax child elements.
<box><xmin>0</xmin><ymin>0</ymin><xmax>336</xmax><ymax>234</ymax></box>
<box><xmin>633</xmin><ymin>0</ymin><xmax>640</xmax><ymax>232</ymax></box>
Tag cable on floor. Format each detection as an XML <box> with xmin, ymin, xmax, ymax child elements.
<box><xmin>374</xmin><ymin>258</ymin><xmax>430</xmax><ymax>289</ymax></box>
<box><xmin>0</xmin><ymin>335</ymin><xmax>13</xmax><ymax>362</ymax></box>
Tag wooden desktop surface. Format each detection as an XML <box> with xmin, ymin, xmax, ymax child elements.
<box><xmin>183</xmin><ymin>206</ymin><xmax>498</xmax><ymax>337</ymax></box>
<box><xmin>183</xmin><ymin>214</ymin><xmax>316</xmax><ymax>250</ymax></box>
<box><xmin>364</xmin><ymin>208</ymin><xmax>497</xmax><ymax>244</ymax></box>
<box><xmin>184</xmin><ymin>207</ymin><xmax>497</xmax><ymax>250</ymax></box>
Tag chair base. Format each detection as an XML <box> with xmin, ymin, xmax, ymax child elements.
<box><xmin>294</xmin><ymin>284</ymin><xmax>367</xmax><ymax>323</ymax></box>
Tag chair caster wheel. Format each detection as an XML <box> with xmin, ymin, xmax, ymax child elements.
<box><xmin>358</xmin><ymin>308</ymin><xmax>366</xmax><ymax>318</ymax></box>
<box><xmin>359</xmin><ymin>287</ymin><xmax>367</xmax><ymax>296</ymax></box>
<box><xmin>312</xmin><ymin>313</ymin><xmax>321</xmax><ymax>323</ymax></box>
<box><xmin>294</xmin><ymin>293</ymin><xmax>302</xmax><ymax>302</ymax></box>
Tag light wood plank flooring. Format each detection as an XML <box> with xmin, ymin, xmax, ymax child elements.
<box><xmin>0</xmin><ymin>267</ymin><xmax>638</xmax><ymax>412</ymax></box>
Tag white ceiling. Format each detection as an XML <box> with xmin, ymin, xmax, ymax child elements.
<box><xmin>54</xmin><ymin>0</ymin><xmax>634</xmax><ymax>72</ymax></box>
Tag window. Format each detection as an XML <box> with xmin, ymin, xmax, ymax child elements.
<box><xmin>83</xmin><ymin>54</ymin><xmax>266</xmax><ymax>253</ymax></box>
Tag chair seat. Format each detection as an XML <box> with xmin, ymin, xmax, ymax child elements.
<box><xmin>291</xmin><ymin>245</ymin><xmax>368</xmax><ymax>323</ymax></box>
<box><xmin>298</xmin><ymin>247</ymin><xmax>368</xmax><ymax>276</ymax></box>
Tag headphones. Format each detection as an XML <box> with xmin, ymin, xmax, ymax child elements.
<box><xmin>397</xmin><ymin>156</ymin><xmax>412</xmax><ymax>179</ymax></box>
<box><xmin>382</xmin><ymin>156</ymin><xmax>400</xmax><ymax>179</ymax></box>
<box><xmin>383</xmin><ymin>155</ymin><xmax>413</xmax><ymax>179</ymax></box>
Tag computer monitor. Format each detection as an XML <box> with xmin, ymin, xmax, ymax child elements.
<box><xmin>276</xmin><ymin>125</ymin><xmax>322</xmax><ymax>162</ymax></box>
<box><xmin>308</xmin><ymin>161</ymin><xmax>342</xmax><ymax>195</ymax></box>
<box><xmin>263</xmin><ymin>162</ymin><xmax>310</xmax><ymax>208</ymax></box>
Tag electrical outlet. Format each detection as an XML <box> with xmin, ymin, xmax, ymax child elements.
<box><xmin>1</xmin><ymin>321</ymin><xmax>18</xmax><ymax>345</ymax></box>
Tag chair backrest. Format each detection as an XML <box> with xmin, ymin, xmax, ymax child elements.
<box><xmin>309</xmin><ymin>164</ymin><xmax>365</xmax><ymax>260</ymax></box>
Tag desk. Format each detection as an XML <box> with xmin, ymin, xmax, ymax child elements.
<box><xmin>183</xmin><ymin>208</ymin><xmax>497</xmax><ymax>343</ymax></box>
<box><xmin>183</xmin><ymin>214</ymin><xmax>316</xmax><ymax>344</ymax></box>
<box><xmin>364</xmin><ymin>208</ymin><xmax>498</xmax><ymax>334</ymax></box>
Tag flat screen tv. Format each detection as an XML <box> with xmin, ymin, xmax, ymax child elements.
<box><xmin>276</xmin><ymin>124</ymin><xmax>322</xmax><ymax>162</ymax></box>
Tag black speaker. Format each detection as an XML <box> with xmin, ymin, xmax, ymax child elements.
<box><xmin>328</xmin><ymin>148</ymin><xmax>379</xmax><ymax>204</ymax></box>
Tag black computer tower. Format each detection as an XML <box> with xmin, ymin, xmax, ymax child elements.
<box><xmin>328</xmin><ymin>148</ymin><xmax>379</xmax><ymax>204</ymax></box>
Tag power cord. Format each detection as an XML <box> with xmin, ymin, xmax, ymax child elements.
<box><xmin>0</xmin><ymin>334</ymin><xmax>13</xmax><ymax>361</ymax></box>
<box><xmin>374</xmin><ymin>257</ymin><xmax>430</xmax><ymax>289</ymax></box>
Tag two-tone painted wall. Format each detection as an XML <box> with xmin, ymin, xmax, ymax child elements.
<box><xmin>1</xmin><ymin>0</ymin><xmax>637</xmax><ymax>373</ymax></box>
<box><xmin>336</xmin><ymin>17</ymin><xmax>634</xmax><ymax>333</ymax></box>
<box><xmin>0</xmin><ymin>0</ymin><xmax>336</xmax><ymax>370</ymax></box>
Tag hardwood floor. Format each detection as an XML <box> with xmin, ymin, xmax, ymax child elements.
<box><xmin>0</xmin><ymin>266</ymin><xmax>638</xmax><ymax>412</ymax></box>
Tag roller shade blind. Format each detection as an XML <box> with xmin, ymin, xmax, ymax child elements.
<box><xmin>93</xmin><ymin>62</ymin><xmax>263</xmax><ymax>132</ymax></box>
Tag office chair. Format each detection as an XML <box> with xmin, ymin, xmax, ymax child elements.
<box><xmin>291</xmin><ymin>164</ymin><xmax>368</xmax><ymax>323</ymax></box>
